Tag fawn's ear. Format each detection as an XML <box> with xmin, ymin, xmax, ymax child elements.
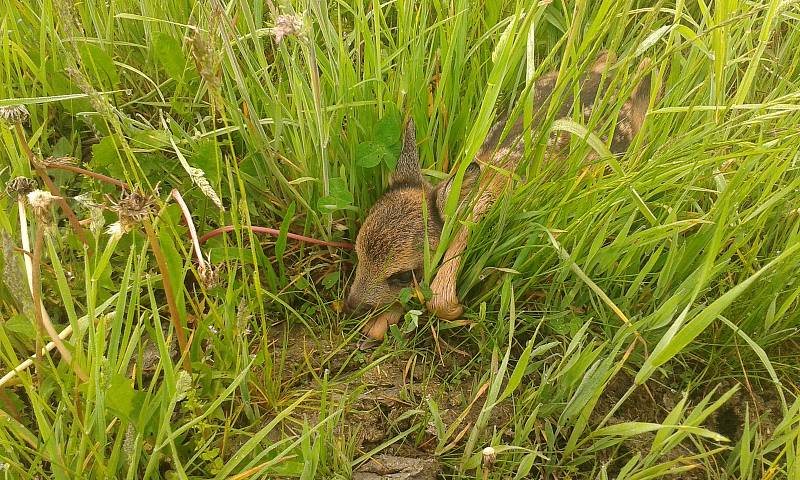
<box><xmin>434</xmin><ymin>161</ymin><xmax>481</xmax><ymax>216</ymax></box>
<box><xmin>390</xmin><ymin>117</ymin><xmax>423</xmax><ymax>187</ymax></box>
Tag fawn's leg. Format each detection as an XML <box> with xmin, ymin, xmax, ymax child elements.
<box><xmin>427</xmin><ymin>227</ymin><xmax>470</xmax><ymax>319</ymax></box>
<box><xmin>427</xmin><ymin>187</ymin><xmax>498</xmax><ymax>319</ymax></box>
<box><xmin>362</xmin><ymin>305</ymin><xmax>404</xmax><ymax>339</ymax></box>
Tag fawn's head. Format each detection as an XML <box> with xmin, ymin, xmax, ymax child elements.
<box><xmin>345</xmin><ymin>119</ymin><xmax>479</xmax><ymax>314</ymax></box>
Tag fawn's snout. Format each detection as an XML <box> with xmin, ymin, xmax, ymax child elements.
<box><xmin>343</xmin><ymin>288</ymin><xmax>373</xmax><ymax>314</ymax></box>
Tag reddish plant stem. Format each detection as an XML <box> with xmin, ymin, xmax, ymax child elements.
<box><xmin>46</xmin><ymin>162</ymin><xmax>130</xmax><ymax>190</ymax></box>
<box><xmin>198</xmin><ymin>225</ymin><xmax>354</xmax><ymax>249</ymax></box>
<box><xmin>16</xmin><ymin>124</ymin><xmax>92</xmax><ymax>253</ymax></box>
<box><xmin>142</xmin><ymin>219</ymin><xmax>191</xmax><ymax>373</ymax></box>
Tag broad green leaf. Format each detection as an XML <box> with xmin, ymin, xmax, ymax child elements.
<box><xmin>92</xmin><ymin>135</ymin><xmax>125</xmax><ymax>179</ymax></box>
<box><xmin>106</xmin><ymin>374</ymin><xmax>146</xmax><ymax>424</ymax></box>
<box><xmin>3</xmin><ymin>315</ymin><xmax>35</xmax><ymax>340</ymax></box>
<box><xmin>131</xmin><ymin>129</ymin><xmax>171</xmax><ymax>150</ymax></box>
<box><xmin>152</xmin><ymin>32</ymin><xmax>187</xmax><ymax>80</ymax></box>
<box><xmin>321</xmin><ymin>270</ymin><xmax>340</xmax><ymax>289</ymax></box>
<box><xmin>191</xmin><ymin>137</ymin><xmax>221</xmax><ymax>186</ymax></box>
<box><xmin>514</xmin><ymin>452</ymin><xmax>539</xmax><ymax>480</ymax></box>
<box><xmin>375</xmin><ymin>105</ymin><xmax>402</xmax><ymax>148</ymax></box>
<box><xmin>317</xmin><ymin>177</ymin><xmax>353</xmax><ymax>212</ymax></box>
<box><xmin>77</xmin><ymin>43</ymin><xmax>119</xmax><ymax>87</ymax></box>
<box><xmin>355</xmin><ymin>141</ymin><xmax>386</xmax><ymax>168</ymax></box>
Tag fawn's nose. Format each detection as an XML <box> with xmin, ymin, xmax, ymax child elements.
<box><xmin>344</xmin><ymin>293</ymin><xmax>372</xmax><ymax>315</ymax></box>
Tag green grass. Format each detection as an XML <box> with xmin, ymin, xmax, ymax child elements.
<box><xmin>1</xmin><ymin>0</ymin><xmax>800</xmax><ymax>478</ymax></box>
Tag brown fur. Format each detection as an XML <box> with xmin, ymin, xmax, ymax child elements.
<box><xmin>348</xmin><ymin>53</ymin><xmax>652</xmax><ymax>339</ymax></box>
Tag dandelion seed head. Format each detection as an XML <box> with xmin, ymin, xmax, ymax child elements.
<box><xmin>5</xmin><ymin>176</ymin><xmax>37</xmax><ymax>198</ymax></box>
<box><xmin>274</xmin><ymin>14</ymin><xmax>305</xmax><ymax>44</ymax></box>
<box><xmin>108</xmin><ymin>189</ymin><xmax>156</xmax><ymax>233</ymax></box>
<box><xmin>0</xmin><ymin>104</ymin><xmax>29</xmax><ymax>125</ymax></box>
<box><xmin>27</xmin><ymin>189</ymin><xmax>58</xmax><ymax>219</ymax></box>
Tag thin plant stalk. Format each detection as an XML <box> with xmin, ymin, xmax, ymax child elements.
<box><xmin>44</xmin><ymin>160</ymin><xmax>129</xmax><ymax>190</ymax></box>
<box><xmin>16</xmin><ymin>196</ymin><xmax>41</xmax><ymax>372</ymax></box>
<box><xmin>18</xmin><ymin>196</ymin><xmax>88</xmax><ymax>381</ymax></box>
<box><xmin>171</xmin><ymin>189</ymin><xmax>207</xmax><ymax>269</ymax></box>
<box><xmin>142</xmin><ymin>218</ymin><xmax>191</xmax><ymax>372</ymax></box>
<box><xmin>198</xmin><ymin>224</ymin><xmax>353</xmax><ymax>249</ymax></box>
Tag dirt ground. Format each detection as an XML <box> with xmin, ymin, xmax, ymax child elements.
<box><xmin>142</xmin><ymin>322</ymin><xmax>786</xmax><ymax>479</ymax></box>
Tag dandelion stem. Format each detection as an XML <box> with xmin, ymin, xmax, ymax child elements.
<box><xmin>16</xmin><ymin>197</ymin><xmax>41</xmax><ymax>376</ymax></box>
<box><xmin>43</xmin><ymin>161</ymin><xmax>129</xmax><ymax>190</ymax></box>
<box><xmin>14</xmin><ymin>124</ymin><xmax>92</xmax><ymax>253</ymax></box>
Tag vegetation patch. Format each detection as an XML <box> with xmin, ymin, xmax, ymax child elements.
<box><xmin>1</xmin><ymin>0</ymin><xmax>800</xmax><ymax>478</ymax></box>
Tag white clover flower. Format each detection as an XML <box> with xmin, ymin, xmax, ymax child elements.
<box><xmin>108</xmin><ymin>189</ymin><xmax>156</xmax><ymax>234</ymax></box>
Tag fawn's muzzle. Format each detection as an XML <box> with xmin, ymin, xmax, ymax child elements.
<box><xmin>344</xmin><ymin>293</ymin><xmax>373</xmax><ymax>315</ymax></box>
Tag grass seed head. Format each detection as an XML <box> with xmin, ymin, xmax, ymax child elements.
<box><xmin>187</xmin><ymin>27</ymin><xmax>221</xmax><ymax>91</ymax></box>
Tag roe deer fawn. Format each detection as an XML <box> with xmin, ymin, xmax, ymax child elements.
<box><xmin>346</xmin><ymin>52</ymin><xmax>652</xmax><ymax>340</ymax></box>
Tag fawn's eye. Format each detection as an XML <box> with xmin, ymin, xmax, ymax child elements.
<box><xmin>388</xmin><ymin>270</ymin><xmax>414</xmax><ymax>286</ymax></box>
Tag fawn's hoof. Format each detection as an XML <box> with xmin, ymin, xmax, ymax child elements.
<box><xmin>361</xmin><ymin>308</ymin><xmax>403</xmax><ymax>340</ymax></box>
<box><xmin>427</xmin><ymin>299</ymin><xmax>464</xmax><ymax>320</ymax></box>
